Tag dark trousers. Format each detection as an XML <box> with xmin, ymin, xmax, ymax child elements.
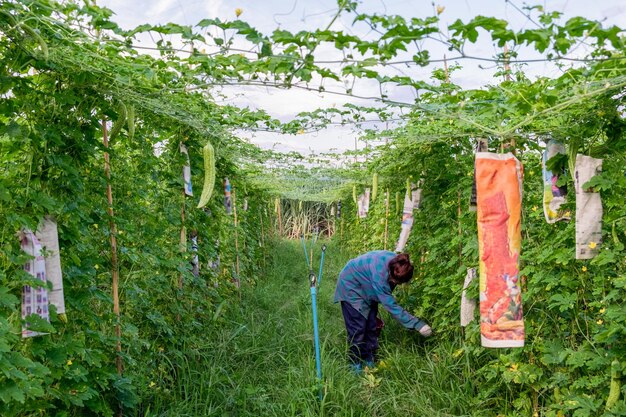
<box><xmin>341</xmin><ymin>301</ymin><xmax>379</xmax><ymax>364</ymax></box>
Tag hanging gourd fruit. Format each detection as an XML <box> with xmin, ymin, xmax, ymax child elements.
<box><xmin>372</xmin><ymin>172</ymin><xmax>378</xmax><ymax>202</ymax></box>
<box><xmin>606</xmin><ymin>360</ymin><xmax>621</xmax><ymax>411</ymax></box>
<box><xmin>109</xmin><ymin>101</ymin><xmax>127</xmax><ymax>141</ymax></box>
<box><xmin>395</xmin><ymin>191</ymin><xmax>400</xmax><ymax>214</ymax></box>
<box><xmin>197</xmin><ymin>141</ymin><xmax>215</xmax><ymax>208</ymax></box>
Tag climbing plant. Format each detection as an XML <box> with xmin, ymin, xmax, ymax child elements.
<box><xmin>1</xmin><ymin>0</ymin><xmax>626</xmax><ymax>415</ymax></box>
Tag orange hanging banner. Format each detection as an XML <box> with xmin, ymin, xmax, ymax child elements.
<box><xmin>476</xmin><ymin>152</ymin><xmax>524</xmax><ymax>348</ymax></box>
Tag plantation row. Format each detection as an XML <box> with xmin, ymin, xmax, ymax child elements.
<box><xmin>3</xmin><ymin>0</ymin><xmax>626</xmax><ymax>416</ymax></box>
<box><xmin>339</xmin><ymin>138</ymin><xmax>626</xmax><ymax>414</ymax></box>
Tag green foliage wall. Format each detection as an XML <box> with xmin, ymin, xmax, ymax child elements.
<box><xmin>340</xmin><ymin>122</ymin><xmax>626</xmax><ymax>415</ymax></box>
<box><xmin>0</xmin><ymin>42</ymin><xmax>272</xmax><ymax>417</ymax></box>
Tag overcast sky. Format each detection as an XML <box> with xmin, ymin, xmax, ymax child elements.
<box><xmin>99</xmin><ymin>0</ymin><xmax>626</xmax><ymax>155</ymax></box>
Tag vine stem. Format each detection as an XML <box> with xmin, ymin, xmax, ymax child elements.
<box><xmin>101</xmin><ymin>118</ymin><xmax>123</xmax><ymax>377</ymax></box>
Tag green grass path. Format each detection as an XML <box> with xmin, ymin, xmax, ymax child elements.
<box><xmin>148</xmin><ymin>240</ymin><xmax>480</xmax><ymax>416</ymax></box>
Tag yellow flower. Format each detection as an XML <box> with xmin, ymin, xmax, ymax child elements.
<box><xmin>509</xmin><ymin>363</ymin><xmax>518</xmax><ymax>371</ymax></box>
<box><xmin>66</xmin><ymin>359</ymin><xmax>73</xmax><ymax>366</ymax></box>
<box><xmin>597</xmin><ymin>319</ymin><xmax>603</xmax><ymax>325</ymax></box>
<box><xmin>599</xmin><ymin>308</ymin><xmax>606</xmax><ymax>314</ymax></box>
<box><xmin>436</xmin><ymin>5</ymin><xmax>445</xmax><ymax>14</ymax></box>
<box><xmin>235</xmin><ymin>8</ymin><xmax>243</xmax><ymax>17</ymax></box>
<box><xmin>297</xmin><ymin>129</ymin><xmax>305</xmax><ymax>135</ymax></box>
<box><xmin>588</xmin><ymin>242</ymin><xmax>597</xmax><ymax>249</ymax></box>
<box><xmin>582</xmin><ymin>266</ymin><xmax>587</xmax><ymax>272</ymax></box>
<box><xmin>532</xmin><ymin>206</ymin><xmax>538</xmax><ymax>212</ymax></box>
<box><xmin>149</xmin><ymin>381</ymin><xmax>156</xmax><ymax>388</ymax></box>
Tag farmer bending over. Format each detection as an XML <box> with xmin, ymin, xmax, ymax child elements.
<box><xmin>334</xmin><ymin>251</ymin><xmax>432</xmax><ymax>372</ymax></box>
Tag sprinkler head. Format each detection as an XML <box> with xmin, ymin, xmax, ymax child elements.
<box><xmin>309</xmin><ymin>272</ymin><xmax>317</xmax><ymax>287</ymax></box>
<box><xmin>321</xmin><ymin>244</ymin><xmax>327</xmax><ymax>252</ymax></box>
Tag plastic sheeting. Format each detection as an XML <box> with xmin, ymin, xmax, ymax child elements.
<box><xmin>575</xmin><ymin>155</ymin><xmax>603</xmax><ymax>259</ymax></box>
<box><xmin>476</xmin><ymin>152</ymin><xmax>524</xmax><ymax>348</ymax></box>
<box><xmin>224</xmin><ymin>178</ymin><xmax>232</xmax><ymax>215</ymax></box>
<box><xmin>357</xmin><ymin>188</ymin><xmax>370</xmax><ymax>219</ymax></box>
<box><xmin>395</xmin><ymin>184</ymin><xmax>422</xmax><ymax>252</ymax></box>
<box><xmin>461</xmin><ymin>268</ymin><xmax>477</xmax><ymax>327</ymax></box>
<box><xmin>20</xmin><ymin>230</ymin><xmax>50</xmax><ymax>338</ymax></box>
<box><xmin>35</xmin><ymin>216</ymin><xmax>66</xmax><ymax>315</ymax></box>
<box><xmin>180</xmin><ymin>143</ymin><xmax>193</xmax><ymax>196</ymax></box>
<box><xmin>542</xmin><ymin>140</ymin><xmax>570</xmax><ymax>223</ymax></box>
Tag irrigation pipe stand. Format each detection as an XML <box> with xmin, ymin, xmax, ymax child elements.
<box><xmin>317</xmin><ymin>244</ymin><xmax>327</xmax><ymax>286</ymax></box>
<box><xmin>309</xmin><ymin>272</ymin><xmax>323</xmax><ymax>401</ymax></box>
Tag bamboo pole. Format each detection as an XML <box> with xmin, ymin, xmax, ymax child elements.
<box><xmin>179</xmin><ymin>189</ymin><xmax>186</xmax><ymax>290</ymax></box>
<box><xmin>457</xmin><ymin>188</ymin><xmax>462</xmax><ymax>265</ymax></box>
<box><xmin>259</xmin><ymin>207</ymin><xmax>265</xmax><ymax>248</ymax></box>
<box><xmin>384</xmin><ymin>189</ymin><xmax>389</xmax><ymax>250</ymax></box>
<box><xmin>503</xmin><ymin>44</ymin><xmax>512</xmax><ymax>81</ymax></box>
<box><xmin>259</xmin><ymin>207</ymin><xmax>266</xmax><ymax>269</ymax></box>
<box><xmin>102</xmin><ymin>118</ymin><xmax>122</xmax><ymax>376</ymax></box>
<box><xmin>233</xmin><ymin>188</ymin><xmax>240</xmax><ymax>276</ymax></box>
<box><xmin>277</xmin><ymin>198</ymin><xmax>283</xmax><ymax>236</ymax></box>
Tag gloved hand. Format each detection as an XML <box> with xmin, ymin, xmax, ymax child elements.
<box><xmin>418</xmin><ymin>324</ymin><xmax>432</xmax><ymax>337</ymax></box>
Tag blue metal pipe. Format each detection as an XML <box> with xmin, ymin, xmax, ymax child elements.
<box><xmin>309</xmin><ymin>273</ymin><xmax>322</xmax><ymax>401</ymax></box>
<box><xmin>317</xmin><ymin>245</ymin><xmax>327</xmax><ymax>286</ymax></box>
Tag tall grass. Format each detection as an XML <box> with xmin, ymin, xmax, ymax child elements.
<box><xmin>276</xmin><ymin>199</ymin><xmax>336</xmax><ymax>239</ymax></box>
<box><xmin>142</xmin><ymin>240</ymin><xmax>487</xmax><ymax>417</ymax></box>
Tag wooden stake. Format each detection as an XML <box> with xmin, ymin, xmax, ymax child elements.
<box><xmin>259</xmin><ymin>207</ymin><xmax>266</xmax><ymax>268</ymax></box>
<box><xmin>384</xmin><ymin>189</ymin><xmax>389</xmax><ymax>250</ymax></box>
<box><xmin>277</xmin><ymin>198</ymin><xmax>283</xmax><ymax>236</ymax></box>
<box><xmin>179</xmin><ymin>189</ymin><xmax>186</xmax><ymax>290</ymax></box>
<box><xmin>233</xmin><ymin>188</ymin><xmax>240</xmax><ymax>276</ymax></box>
<box><xmin>457</xmin><ymin>188</ymin><xmax>462</xmax><ymax>266</ymax></box>
<box><xmin>259</xmin><ymin>207</ymin><xmax>265</xmax><ymax>248</ymax></box>
<box><xmin>102</xmin><ymin>118</ymin><xmax>122</xmax><ymax>377</ymax></box>
<box><xmin>503</xmin><ymin>44</ymin><xmax>512</xmax><ymax>81</ymax></box>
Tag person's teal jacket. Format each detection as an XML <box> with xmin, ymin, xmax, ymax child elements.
<box><xmin>333</xmin><ymin>250</ymin><xmax>426</xmax><ymax>330</ymax></box>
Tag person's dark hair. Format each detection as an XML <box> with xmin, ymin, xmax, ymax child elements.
<box><xmin>388</xmin><ymin>253</ymin><xmax>414</xmax><ymax>283</ymax></box>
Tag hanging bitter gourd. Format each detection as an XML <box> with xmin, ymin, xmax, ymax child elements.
<box><xmin>372</xmin><ymin>173</ymin><xmax>378</xmax><ymax>202</ymax></box>
<box><xmin>606</xmin><ymin>360</ymin><xmax>621</xmax><ymax>411</ymax></box>
<box><xmin>352</xmin><ymin>185</ymin><xmax>357</xmax><ymax>204</ymax></box>
<box><xmin>395</xmin><ymin>191</ymin><xmax>400</xmax><ymax>214</ymax></box>
<box><xmin>109</xmin><ymin>102</ymin><xmax>127</xmax><ymax>141</ymax></box>
<box><xmin>197</xmin><ymin>141</ymin><xmax>215</xmax><ymax>208</ymax></box>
